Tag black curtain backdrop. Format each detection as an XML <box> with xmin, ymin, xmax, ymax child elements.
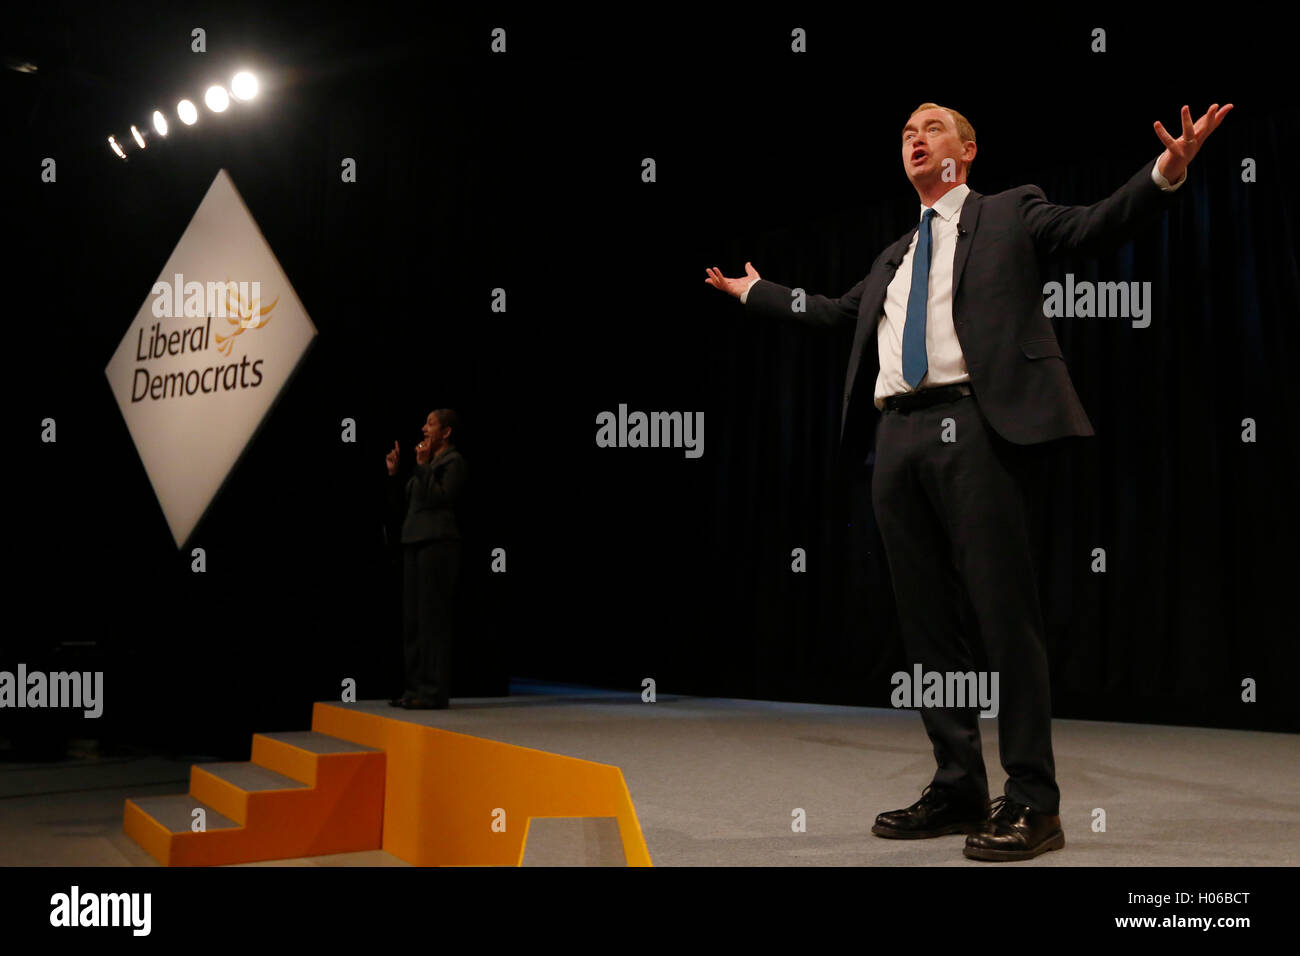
<box><xmin>4</xmin><ymin>9</ymin><xmax>1297</xmax><ymax>759</ymax></box>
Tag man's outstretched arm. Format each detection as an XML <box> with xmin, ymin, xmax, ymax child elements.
<box><xmin>705</xmin><ymin>261</ymin><xmax>867</xmax><ymax>328</ymax></box>
<box><xmin>1022</xmin><ymin>103</ymin><xmax>1232</xmax><ymax>258</ymax></box>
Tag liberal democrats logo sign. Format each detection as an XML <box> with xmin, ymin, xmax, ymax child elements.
<box><xmin>104</xmin><ymin>169</ymin><xmax>317</xmax><ymax>548</ymax></box>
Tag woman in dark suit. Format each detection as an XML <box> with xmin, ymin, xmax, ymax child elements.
<box><xmin>385</xmin><ymin>409</ymin><xmax>467</xmax><ymax>709</ymax></box>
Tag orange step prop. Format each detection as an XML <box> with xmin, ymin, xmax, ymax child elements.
<box><xmin>310</xmin><ymin>702</ymin><xmax>652</xmax><ymax>866</ymax></box>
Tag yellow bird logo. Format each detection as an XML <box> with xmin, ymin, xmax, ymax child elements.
<box><xmin>214</xmin><ymin>279</ymin><xmax>278</xmax><ymax>356</ymax></box>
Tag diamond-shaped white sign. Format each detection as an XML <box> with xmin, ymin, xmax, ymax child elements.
<box><xmin>105</xmin><ymin>169</ymin><xmax>317</xmax><ymax>547</ymax></box>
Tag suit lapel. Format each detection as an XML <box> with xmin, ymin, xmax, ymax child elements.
<box><xmin>844</xmin><ymin>188</ymin><xmax>985</xmax><ymax>411</ymax></box>
<box><xmin>410</xmin><ymin>448</ymin><xmax>459</xmax><ymax>492</ymax></box>
<box><xmin>835</xmin><ymin>188</ymin><xmax>989</xmax><ymax>448</ymax></box>
<box><xmin>842</xmin><ymin>230</ymin><xmax>914</xmax><ymax>414</ymax></box>
<box><xmin>950</xmin><ymin>189</ymin><xmax>982</xmax><ymax>301</ymax></box>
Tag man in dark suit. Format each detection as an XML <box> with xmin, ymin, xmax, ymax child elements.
<box><xmin>385</xmin><ymin>408</ymin><xmax>468</xmax><ymax>710</ymax></box>
<box><xmin>706</xmin><ymin>101</ymin><xmax>1230</xmax><ymax>860</ymax></box>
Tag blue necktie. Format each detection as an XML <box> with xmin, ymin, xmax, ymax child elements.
<box><xmin>902</xmin><ymin>208</ymin><xmax>937</xmax><ymax>389</ymax></box>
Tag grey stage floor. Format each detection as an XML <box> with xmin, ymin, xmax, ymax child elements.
<box><xmin>2</xmin><ymin>687</ymin><xmax>1297</xmax><ymax>866</ymax></box>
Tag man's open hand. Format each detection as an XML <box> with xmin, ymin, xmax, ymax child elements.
<box><xmin>1155</xmin><ymin>103</ymin><xmax>1233</xmax><ymax>185</ymax></box>
<box><xmin>705</xmin><ymin>261</ymin><xmax>761</xmax><ymax>300</ymax></box>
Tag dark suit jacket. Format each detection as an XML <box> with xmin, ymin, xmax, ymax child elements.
<box><xmin>387</xmin><ymin>446</ymin><xmax>467</xmax><ymax>544</ymax></box>
<box><xmin>743</xmin><ymin>157</ymin><xmax>1183</xmax><ymax>467</ymax></box>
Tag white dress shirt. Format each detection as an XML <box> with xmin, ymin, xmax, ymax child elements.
<box><xmin>742</xmin><ymin>159</ymin><xmax>1186</xmax><ymax>408</ymax></box>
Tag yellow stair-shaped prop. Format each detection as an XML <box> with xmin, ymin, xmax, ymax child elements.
<box><xmin>123</xmin><ymin>703</ymin><xmax>652</xmax><ymax>866</ymax></box>
<box><xmin>123</xmin><ymin>731</ymin><xmax>385</xmax><ymax>867</ymax></box>
<box><xmin>309</xmin><ymin>702</ymin><xmax>652</xmax><ymax>866</ymax></box>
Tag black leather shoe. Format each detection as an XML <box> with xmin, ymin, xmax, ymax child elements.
<box><xmin>963</xmin><ymin>795</ymin><xmax>1064</xmax><ymax>861</ymax></box>
<box><xmin>872</xmin><ymin>784</ymin><xmax>990</xmax><ymax>839</ymax></box>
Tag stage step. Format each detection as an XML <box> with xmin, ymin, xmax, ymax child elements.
<box><xmin>124</xmin><ymin>794</ymin><xmax>240</xmax><ymax>833</ymax></box>
<box><xmin>124</xmin><ymin>706</ymin><xmax>651</xmax><ymax>866</ymax></box>
<box><xmin>124</xmin><ymin>731</ymin><xmax>385</xmax><ymax>866</ymax></box>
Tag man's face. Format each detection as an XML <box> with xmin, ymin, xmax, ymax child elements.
<box><xmin>902</xmin><ymin>108</ymin><xmax>973</xmax><ymax>189</ymax></box>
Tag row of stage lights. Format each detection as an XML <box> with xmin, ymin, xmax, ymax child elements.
<box><xmin>108</xmin><ymin>70</ymin><xmax>259</xmax><ymax>159</ymax></box>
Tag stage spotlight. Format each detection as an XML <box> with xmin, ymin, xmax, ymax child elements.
<box><xmin>230</xmin><ymin>71</ymin><xmax>258</xmax><ymax>101</ymax></box>
<box><xmin>177</xmin><ymin>99</ymin><xmax>198</xmax><ymax>125</ymax></box>
<box><xmin>204</xmin><ymin>85</ymin><xmax>229</xmax><ymax>112</ymax></box>
<box><xmin>130</xmin><ymin>125</ymin><xmax>146</xmax><ymax>149</ymax></box>
<box><xmin>152</xmin><ymin>110</ymin><xmax>168</xmax><ymax>136</ymax></box>
<box><xmin>107</xmin><ymin>135</ymin><xmax>125</xmax><ymax>159</ymax></box>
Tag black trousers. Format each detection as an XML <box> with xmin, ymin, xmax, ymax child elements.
<box><xmin>401</xmin><ymin>539</ymin><xmax>461</xmax><ymax>705</ymax></box>
<box><xmin>871</xmin><ymin>391</ymin><xmax>1058</xmax><ymax>814</ymax></box>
